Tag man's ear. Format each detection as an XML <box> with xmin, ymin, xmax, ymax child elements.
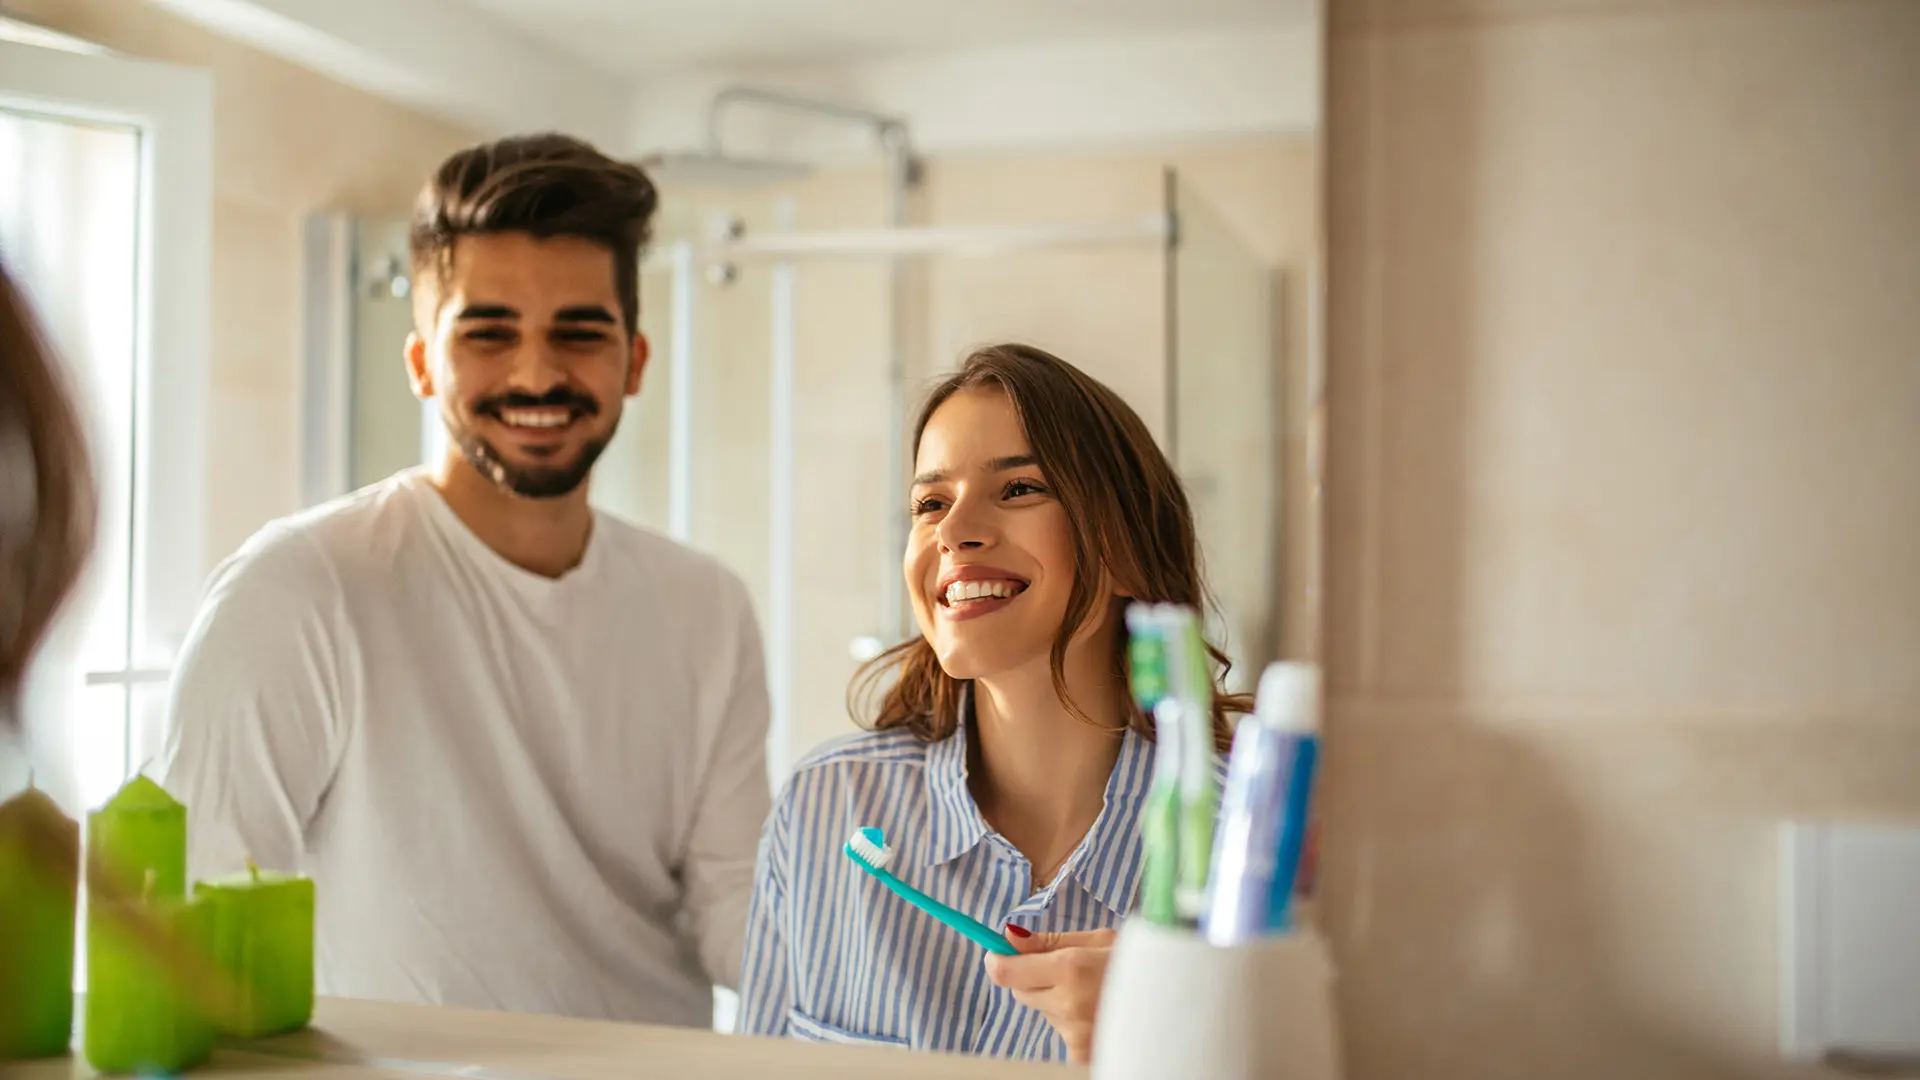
<box><xmin>405</xmin><ymin>333</ymin><xmax>433</xmax><ymax>399</ymax></box>
<box><xmin>626</xmin><ymin>331</ymin><xmax>650</xmax><ymax>396</ymax></box>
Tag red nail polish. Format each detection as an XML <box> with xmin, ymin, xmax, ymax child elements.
<box><xmin>1004</xmin><ymin>923</ymin><xmax>1032</xmax><ymax>939</ymax></box>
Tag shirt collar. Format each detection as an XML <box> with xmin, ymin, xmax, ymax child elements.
<box><xmin>923</xmin><ymin>685</ymin><xmax>989</xmax><ymax>867</ymax></box>
<box><xmin>921</xmin><ymin>682</ymin><xmax>1160</xmax><ymax>917</ymax></box>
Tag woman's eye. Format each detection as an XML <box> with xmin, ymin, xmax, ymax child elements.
<box><xmin>1004</xmin><ymin>480</ymin><xmax>1048</xmax><ymax>499</ymax></box>
<box><xmin>911</xmin><ymin>496</ymin><xmax>948</xmax><ymax>517</ymax></box>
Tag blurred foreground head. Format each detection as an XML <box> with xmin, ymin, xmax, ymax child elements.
<box><xmin>0</xmin><ymin>256</ymin><xmax>95</xmax><ymax>735</ymax></box>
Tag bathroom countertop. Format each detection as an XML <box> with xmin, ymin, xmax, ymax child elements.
<box><xmin>23</xmin><ymin>997</ymin><xmax>1081</xmax><ymax>1079</ymax></box>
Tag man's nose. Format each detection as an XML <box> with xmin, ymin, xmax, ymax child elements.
<box><xmin>504</xmin><ymin>336</ymin><xmax>567</xmax><ymax>392</ymax></box>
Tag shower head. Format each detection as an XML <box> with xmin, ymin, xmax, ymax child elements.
<box><xmin>635</xmin><ymin>150</ymin><xmax>814</xmax><ymax>189</ymax></box>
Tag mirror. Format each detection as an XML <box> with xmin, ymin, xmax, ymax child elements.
<box><xmin>4</xmin><ymin>0</ymin><xmax>1325</xmax><ymax>1047</ymax></box>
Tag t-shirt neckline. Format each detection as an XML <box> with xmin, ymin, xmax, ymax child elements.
<box><xmin>400</xmin><ymin>468</ymin><xmax>604</xmax><ymax>595</ymax></box>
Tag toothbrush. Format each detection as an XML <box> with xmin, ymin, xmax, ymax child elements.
<box><xmin>844</xmin><ymin>827</ymin><xmax>1021</xmax><ymax>956</ymax></box>
<box><xmin>1128</xmin><ymin>603</ymin><xmax>1183</xmax><ymax>927</ymax></box>
<box><xmin>1160</xmin><ymin>606</ymin><xmax>1222</xmax><ymax>925</ymax></box>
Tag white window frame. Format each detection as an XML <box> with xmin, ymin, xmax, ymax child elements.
<box><xmin>0</xmin><ymin>39</ymin><xmax>213</xmax><ymax>687</ymax></box>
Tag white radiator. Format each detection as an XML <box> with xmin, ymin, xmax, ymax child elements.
<box><xmin>1780</xmin><ymin>822</ymin><xmax>1920</xmax><ymax>1066</ymax></box>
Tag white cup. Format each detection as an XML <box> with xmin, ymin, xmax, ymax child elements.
<box><xmin>1091</xmin><ymin>918</ymin><xmax>1342</xmax><ymax>1080</ymax></box>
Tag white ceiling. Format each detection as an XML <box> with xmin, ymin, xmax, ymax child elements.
<box><xmin>454</xmin><ymin>0</ymin><xmax>1317</xmax><ymax>79</ymax></box>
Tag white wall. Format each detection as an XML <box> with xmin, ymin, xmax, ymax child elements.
<box><xmin>626</xmin><ymin>23</ymin><xmax>1322</xmax><ymax>159</ymax></box>
<box><xmin>145</xmin><ymin>0</ymin><xmax>628</xmax><ymax>146</ymax></box>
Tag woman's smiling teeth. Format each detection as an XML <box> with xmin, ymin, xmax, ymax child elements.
<box><xmin>498</xmin><ymin>407</ymin><xmax>572</xmax><ymax>429</ymax></box>
<box><xmin>942</xmin><ymin>579</ymin><xmax>1027</xmax><ymax>606</ymax></box>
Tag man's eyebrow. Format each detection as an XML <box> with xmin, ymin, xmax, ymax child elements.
<box><xmin>455</xmin><ymin>303</ymin><xmax>518</xmax><ymax>320</ymax></box>
<box><xmin>554</xmin><ymin>306</ymin><xmax>618</xmax><ymax>325</ymax></box>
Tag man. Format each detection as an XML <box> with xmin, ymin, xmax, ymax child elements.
<box><xmin>160</xmin><ymin>135</ymin><xmax>770</xmax><ymax>1027</ymax></box>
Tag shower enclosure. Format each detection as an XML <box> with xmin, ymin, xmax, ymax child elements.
<box><xmin>302</xmin><ymin>91</ymin><xmax>1279</xmax><ymax>778</ymax></box>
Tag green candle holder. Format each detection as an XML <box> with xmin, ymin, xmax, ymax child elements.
<box><xmin>195</xmin><ymin>861</ymin><xmax>315</xmax><ymax>1038</ymax></box>
<box><xmin>0</xmin><ymin>780</ymin><xmax>79</xmax><ymax>1060</ymax></box>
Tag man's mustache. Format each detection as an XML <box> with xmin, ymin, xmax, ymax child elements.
<box><xmin>474</xmin><ymin>388</ymin><xmax>601</xmax><ymax>418</ymax></box>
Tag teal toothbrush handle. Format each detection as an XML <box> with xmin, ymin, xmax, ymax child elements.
<box><xmin>874</xmin><ymin>868</ymin><xmax>1020</xmax><ymax>956</ymax></box>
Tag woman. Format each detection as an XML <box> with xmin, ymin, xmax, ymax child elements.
<box><xmin>738</xmin><ymin>343</ymin><xmax>1248</xmax><ymax>1062</ymax></box>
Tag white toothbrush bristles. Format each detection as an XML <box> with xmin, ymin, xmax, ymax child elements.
<box><xmin>846</xmin><ymin>828</ymin><xmax>895</xmax><ymax>870</ymax></box>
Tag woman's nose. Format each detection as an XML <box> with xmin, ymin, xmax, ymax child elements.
<box><xmin>935</xmin><ymin>497</ymin><xmax>994</xmax><ymax>553</ymax></box>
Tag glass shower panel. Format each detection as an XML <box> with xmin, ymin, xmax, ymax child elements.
<box><xmin>1170</xmin><ymin>173</ymin><xmax>1277</xmax><ymax>694</ymax></box>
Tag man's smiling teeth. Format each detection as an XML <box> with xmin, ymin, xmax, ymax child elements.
<box><xmin>944</xmin><ymin>579</ymin><xmax>1025</xmax><ymax>605</ymax></box>
<box><xmin>499</xmin><ymin>408</ymin><xmax>571</xmax><ymax>429</ymax></box>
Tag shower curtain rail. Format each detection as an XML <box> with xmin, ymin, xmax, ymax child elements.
<box><xmin>642</xmin><ymin>213</ymin><xmax>1173</xmax><ymax>267</ymax></box>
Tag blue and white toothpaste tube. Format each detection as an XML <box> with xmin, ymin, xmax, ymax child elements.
<box><xmin>1201</xmin><ymin>661</ymin><xmax>1321</xmax><ymax>945</ymax></box>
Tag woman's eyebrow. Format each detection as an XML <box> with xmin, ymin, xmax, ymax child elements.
<box><xmin>911</xmin><ymin>454</ymin><xmax>1039</xmax><ymax>487</ymax></box>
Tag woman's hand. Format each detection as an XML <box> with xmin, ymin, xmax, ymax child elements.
<box><xmin>983</xmin><ymin>925</ymin><xmax>1118</xmax><ymax>1063</ymax></box>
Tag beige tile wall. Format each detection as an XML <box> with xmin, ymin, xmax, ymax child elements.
<box><xmin>14</xmin><ymin>0</ymin><xmax>479</xmax><ymax>570</ymax></box>
<box><xmin>1323</xmin><ymin>0</ymin><xmax>1920</xmax><ymax>1075</ymax></box>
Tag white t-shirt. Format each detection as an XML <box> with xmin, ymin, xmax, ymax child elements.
<box><xmin>158</xmin><ymin>469</ymin><xmax>771</xmax><ymax>1026</ymax></box>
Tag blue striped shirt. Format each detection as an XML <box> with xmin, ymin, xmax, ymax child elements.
<box><xmin>737</xmin><ymin>703</ymin><xmax>1177</xmax><ymax>1061</ymax></box>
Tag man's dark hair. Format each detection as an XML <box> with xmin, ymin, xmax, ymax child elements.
<box><xmin>409</xmin><ymin>133</ymin><xmax>659</xmax><ymax>333</ymax></box>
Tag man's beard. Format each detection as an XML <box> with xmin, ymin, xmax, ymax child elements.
<box><xmin>446</xmin><ymin>389</ymin><xmax>612</xmax><ymax>500</ymax></box>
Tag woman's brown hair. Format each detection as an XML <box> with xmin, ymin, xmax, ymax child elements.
<box><xmin>0</xmin><ymin>257</ymin><xmax>95</xmax><ymax>732</ymax></box>
<box><xmin>850</xmin><ymin>343</ymin><xmax>1251</xmax><ymax>751</ymax></box>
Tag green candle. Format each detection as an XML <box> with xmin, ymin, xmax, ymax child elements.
<box><xmin>195</xmin><ymin>861</ymin><xmax>315</xmax><ymax>1038</ymax></box>
<box><xmin>86</xmin><ymin>775</ymin><xmax>186</xmax><ymax>904</ymax></box>
<box><xmin>83</xmin><ymin>874</ymin><xmax>216</xmax><ymax>1075</ymax></box>
<box><xmin>0</xmin><ymin>778</ymin><xmax>79</xmax><ymax>1059</ymax></box>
